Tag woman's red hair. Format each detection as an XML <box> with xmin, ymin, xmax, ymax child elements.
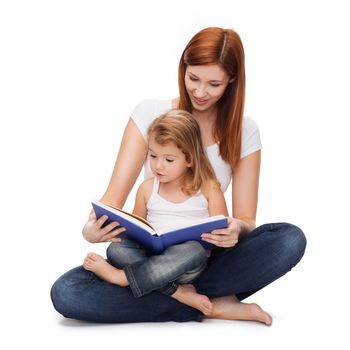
<box><xmin>178</xmin><ymin>27</ymin><xmax>245</xmax><ymax>169</ymax></box>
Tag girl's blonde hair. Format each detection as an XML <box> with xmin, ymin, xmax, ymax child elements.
<box><xmin>178</xmin><ymin>27</ymin><xmax>245</xmax><ymax>169</ymax></box>
<box><xmin>147</xmin><ymin>109</ymin><xmax>220</xmax><ymax>195</ymax></box>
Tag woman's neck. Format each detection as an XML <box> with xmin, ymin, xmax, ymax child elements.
<box><xmin>193</xmin><ymin>107</ymin><xmax>217</xmax><ymax>147</ymax></box>
<box><xmin>191</xmin><ymin>106</ymin><xmax>217</xmax><ymax>124</ymax></box>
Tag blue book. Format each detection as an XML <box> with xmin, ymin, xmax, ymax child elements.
<box><xmin>92</xmin><ymin>201</ymin><xmax>228</xmax><ymax>254</ymax></box>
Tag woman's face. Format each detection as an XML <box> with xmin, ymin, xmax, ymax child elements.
<box><xmin>184</xmin><ymin>64</ymin><xmax>232</xmax><ymax>112</ymax></box>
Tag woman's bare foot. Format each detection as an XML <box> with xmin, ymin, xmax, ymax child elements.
<box><xmin>171</xmin><ymin>284</ymin><xmax>213</xmax><ymax>315</ymax></box>
<box><xmin>83</xmin><ymin>252</ymin><xmax>129</xmax><ymax>286</ymax></box>
<box><xmin>206</xmin><ymin>294</ymin><xmax>272</xmax><ymax>326</ymax></box>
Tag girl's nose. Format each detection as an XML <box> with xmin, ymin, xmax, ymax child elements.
<box><xmin>155</xmin><ymin>158</ymin><xmax>163</xmax><ymax>169</ymax></box>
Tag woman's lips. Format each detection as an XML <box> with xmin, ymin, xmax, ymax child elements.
<box><xmin>193</xmin><ymin>96</ymin><xmax>209</xmax><ymax>105</ymax></box>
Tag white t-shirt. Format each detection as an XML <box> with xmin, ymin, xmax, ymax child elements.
<box><xmin>131</xmin><ymin>99</ymin><xmax>262</xmax><ymax>193</ymax></box>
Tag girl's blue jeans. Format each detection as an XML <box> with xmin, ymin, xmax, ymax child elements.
<box><xmin>51</xmin><ymin>222</ymin><xmax>306</xmax><ymax>323</ymax></box>
<box><xmin>106</xmin><ymin>239</ymin><xmax>209</xmax><ymax>297</ymax></box>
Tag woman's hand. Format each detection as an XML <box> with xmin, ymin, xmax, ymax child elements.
<box><xmin>82</xmin><ymin>210</ymin><xmax>125</xmax><ymax>243</ymax></box>
<box><xmin>201</xmin><ymin>217</ymin><xmax>241</xmax><ymax>248</ymax></box>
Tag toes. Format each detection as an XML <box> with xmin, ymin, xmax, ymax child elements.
<box><xmin>264</xmin><ymin>314</ymin><xmax>273</xmax><ymax>326</ymax></box>
<box><xmin>87</xmin><ymin>252</ymin><xmax>104</xmax><ymax>262</ymax></box>
<box><xmin>87</xmin><ymin>252</ymin><xmax>99</xmax><ymax>260</ymax></box>
<box><xmin>201</xmin><ymin>297</ymin><xmax>213</xmax><ymax>315</ymax></box>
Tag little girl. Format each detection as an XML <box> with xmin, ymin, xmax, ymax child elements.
<box><xmin>83</xmin><ymin>109</ymin><xmax>228</xmax><ymax>315</ymax></box>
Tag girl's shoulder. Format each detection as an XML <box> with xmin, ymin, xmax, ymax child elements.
<box><xmin>138</xmin><ymin>177</ymin><xmax>155</xmax><ymax>203</ymax></box>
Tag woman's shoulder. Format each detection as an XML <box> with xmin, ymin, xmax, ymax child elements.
<box><xmin>130</xmin><ymin>99</ymin><xmax>173</xmax><ymax>139</ymax></box>
<box><xmin>131</xmin><ymin>99</ymin><xmax>172</xmax><ymax>118</ymax></box>
<box><xmin>242</xmin><ymin>116</ymin><xmax>259</xmax><ymax>133</ymax></box>
<box><xmin>241</xmin><ymin>116</ymin><xmax>262</xmax><ymax>159</ymax></box>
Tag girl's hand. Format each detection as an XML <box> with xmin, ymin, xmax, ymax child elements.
<box><xmin>82</xmin><ymin>210</ymin><xmax>126</xmax><ymax>243</ymax></box>
<box><xmin>201</xmin><ymin>217</ymin><xmax>240</xmax><ymax>248</ymax></box>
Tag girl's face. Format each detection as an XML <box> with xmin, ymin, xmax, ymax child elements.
<box><xmin>148</xmin><ymin>137</ymin><xmax>191</xmax><ymax>184</ymax></box>
<box><xmin>184</xmin><ymin>64</ymin><xmax>232</xmax><ymax>112</ymax></box>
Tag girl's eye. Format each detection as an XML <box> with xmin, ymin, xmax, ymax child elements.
<box><xmin>150</xmin><ymin>154</ymin><xmax>156</xmax><ymax>158</ymax></box>
<box><xmin>210</xmin><ymin>83</ymin><xmax>221</xmax><ymax>87</ymax></box>
<box><xmin>166</xmin><ymin>159</ymin><xmax>174</xmax><ymax>163</ymax></box>
<box><xmin>189</xmin><ymin>76</ymin><xmax>198</xmax><ymax>81</ymax></box>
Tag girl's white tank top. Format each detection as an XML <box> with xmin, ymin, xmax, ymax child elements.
<box><xmin>146</xmin><ymin>178</ymin><xmax>209</xmax><ymax>234</ymax></box>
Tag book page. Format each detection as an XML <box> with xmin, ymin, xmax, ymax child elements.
<box><xmin>101</xmin><ymin>203</ymin><xmax>154</xmax><ymax>230</ymax></box>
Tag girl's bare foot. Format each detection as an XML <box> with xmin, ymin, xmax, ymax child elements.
<box><xmin>171</xmin><ymin>284</ymin><xmax>213</xmax><ymax>315</ymax></box>
<box><xmin>83</xmin><ymin>252</ymin><xmax>129</xmax><ymax>286</ymax></box>
<box><xmin>206</xmin><ymin>294</ymin><xmax>272</xmax><ymax>326</ymax></box>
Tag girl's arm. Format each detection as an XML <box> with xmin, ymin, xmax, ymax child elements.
<box><xmin>201</xmin><ymin>150</ymin><xmax>261</xmax><ymax>248</ymax></box>
<box><xmin>82</xmin><ymin>118</ymin><xmax>148</xmax><ymax>243</ymax></box>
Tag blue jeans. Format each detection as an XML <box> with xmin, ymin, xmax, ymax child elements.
<box><xmin>106</xmin><ymin>239</ymin><xmax>208</xmax><ymax>297</ymax></box>
<box><xmin>51</xmin><ymin>222</ymin><xmax>306</xmax><ymax>323</ymax></box>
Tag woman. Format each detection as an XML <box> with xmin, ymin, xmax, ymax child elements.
<box><xmin>51</xmin><ymin>27</ymin><xmax>306</xmax><ymax>324</ymax></box>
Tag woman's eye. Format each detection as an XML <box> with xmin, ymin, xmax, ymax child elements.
<box><xmin>189</xmin><ymin>76</ymin><xmax>198</xmax><ymax>81</ymax></box>
<box><xmin>210</xmin><ymin>83</ymin><xmax>221</xmax><ymax>87</ymax></box>
<box><xmin>150</xmin><ymin>154</ymin><xmax>156</xmax><ymax>158</ymax></box>
<box><xmin>166</xmin><ymin>159</ymin><xmax>174</xmax><ymax>163</ymax></box>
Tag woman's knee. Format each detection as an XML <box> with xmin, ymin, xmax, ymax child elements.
<box><xmin>50</xmin><ymin>266</ymin><xmax>87</xmax><ymax>318</ymax></box>
<box><xmin>273</xmin><ymin>222</ymin><xmax>307</xmax><ymax>268</ymax></box>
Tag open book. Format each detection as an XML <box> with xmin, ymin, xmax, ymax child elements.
<box><xmin>92</xmin><ymin>201</ymin><xmax>228</xmax><ymax>254</ymax></box>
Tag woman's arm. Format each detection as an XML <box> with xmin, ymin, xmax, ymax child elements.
<box><xmin>201</xmin><ymin>150</ymin><xmax>261</xmax><ymax>247</ymax></box>
<box><xmin>231</xmin><ymin>149</ymin><xmax>261</xmax><ymax>235</ymax></box>
<box><xmin>82</xmin><ymin>118</ymin><xmax>148</xmax><ymax>243</ymax></box>
<box><xmin>100</xmin><ymin>118</ymin><xmax>148</xmax><ymax>208</ymax></box>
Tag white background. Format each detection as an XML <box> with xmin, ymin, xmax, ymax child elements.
<box><xmin>1</xmin><ymin>0</ymin><xmax>349</xmax><ymax>349</ymax></box>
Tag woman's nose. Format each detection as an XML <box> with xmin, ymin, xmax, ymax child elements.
<box><xmin>193</xmin><ymin>85</ymin><xmax>206</xmax><ymax>98</ymax></box>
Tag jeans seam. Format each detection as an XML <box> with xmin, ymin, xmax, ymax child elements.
<box><xmin>158</xmin><ymin>282</ymin><xmax>178</xmax><ymax>296</ymax></box>
<box><xmin>123</xmin><ymin>265</ymin><xmax>143</xmax><ymax>298</ymax></box>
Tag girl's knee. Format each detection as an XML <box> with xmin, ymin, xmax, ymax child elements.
<box><xmin>181</xmin><ymin>240</ymin><xmax>204</xmax><ymax>250</ymax></box>
<box><xmin>106</xmin><ymin>242</ymin><xmax>122</xmax><ymax>261</ymax></box>
<box><xmin>180</xmin><ymin>241</ymin><xmax>208</xmax><ymax>263</ymax></box>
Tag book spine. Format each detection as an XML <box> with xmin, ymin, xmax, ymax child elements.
<box><xmin>159</xmin><ymin>218</ymin><xmax>228</xmax><ymax>251</ymax></box>
<box><xmin>151</xmin><ymin>238</ymin><xmax>165</xmax><ymax>255</ymax></box>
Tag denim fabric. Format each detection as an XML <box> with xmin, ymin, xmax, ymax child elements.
<box><xmin>51</xmin><ymin>222</ymin><xmax>307</xmax><ymax>323</ymax></box>
<box><xmin>106</xmin><ymin>239</ymin><xmax>208</xmax><ymax>297</ymax></box>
